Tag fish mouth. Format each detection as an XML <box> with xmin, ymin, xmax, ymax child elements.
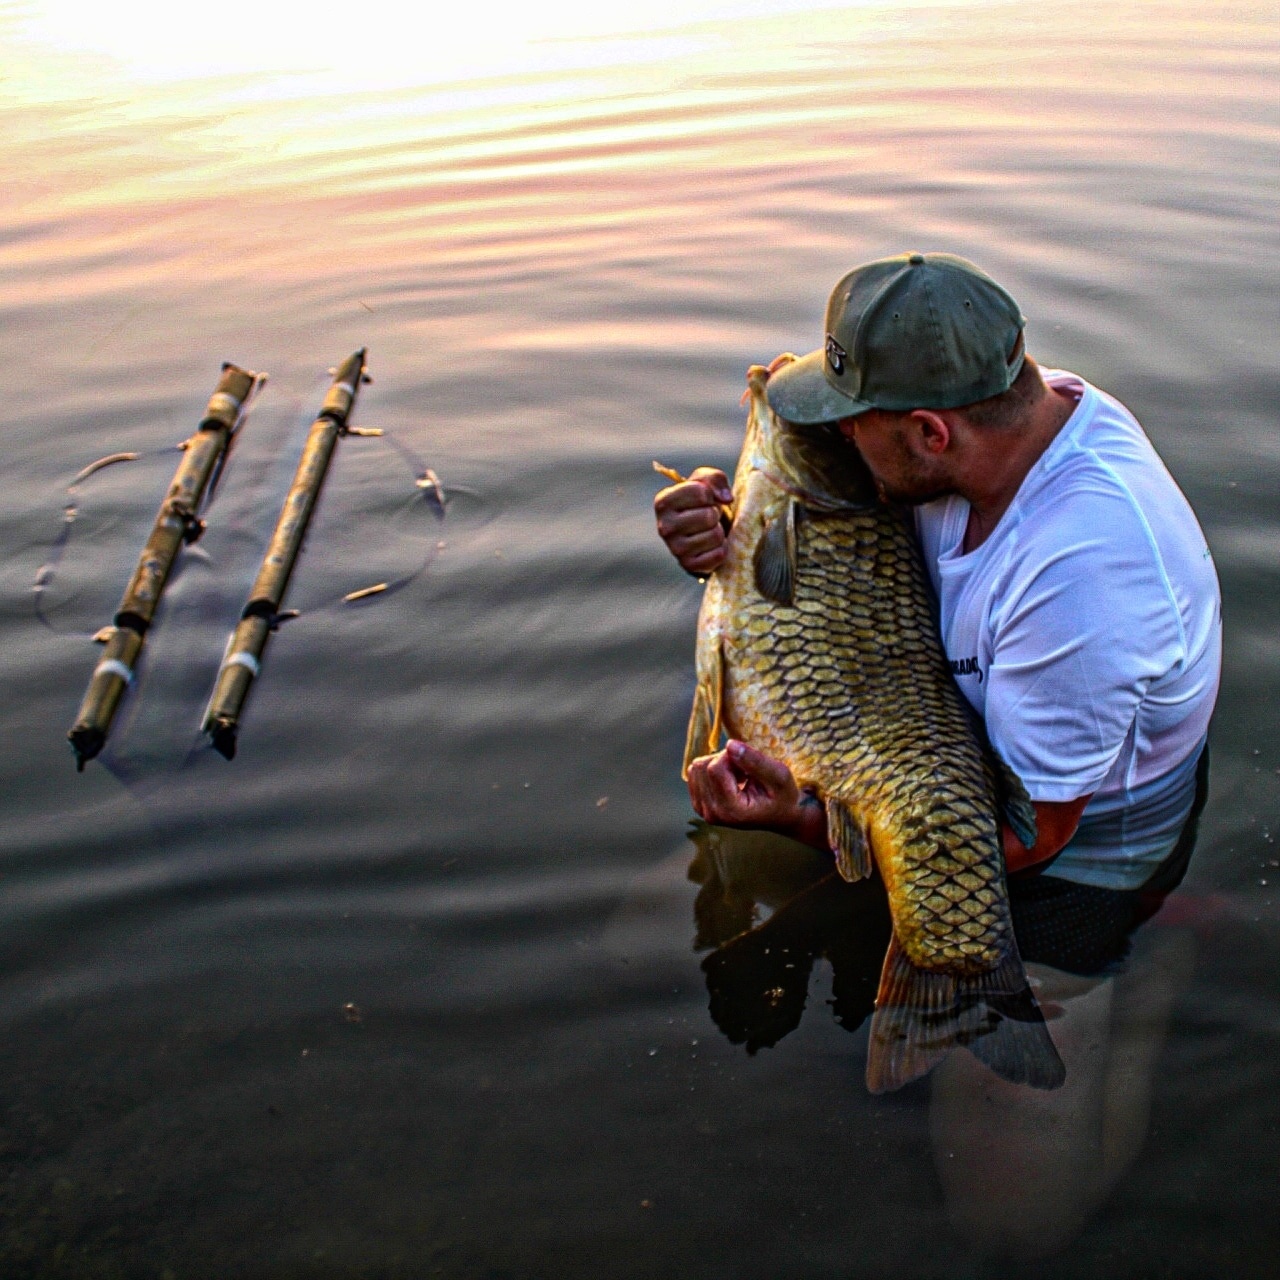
<box><xmin>744</xmin><ymin>379</ymin><xmax>881</xmax><ymax>512</ymax></box>
<box><xmin>749</xmin><ymin>432</ymin><xmax>881</xmax><ymax>512</ymax></box>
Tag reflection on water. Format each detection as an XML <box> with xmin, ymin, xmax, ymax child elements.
<box><xmin>1</xmin><ymin>0</ymin><xmax>1278</xmax><ymax>1273</ymax></box>
<box><xmin>931</xmin><ymin>927</ymin><xmax>1198</xmax><ymax>1260</ymax></box>
<box><xmin>690</xmin><ymin>752</ymin><xmax>1208</xmax><ymax>1256</ymax></box>
<box><xmin>690</xmin><ymin>823</ymin><xmax>891</xmax><ymax>1051</ymax></box>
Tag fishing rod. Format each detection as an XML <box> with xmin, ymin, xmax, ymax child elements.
<box><xmin>202</xmin><ymin>348</ymin><xmax>370</xmax><ymax>760</ymax></box>
<box><xmin>68</xmin><ymin>362</ymin><xmax>262</xmax><ymax>770</ymax></box>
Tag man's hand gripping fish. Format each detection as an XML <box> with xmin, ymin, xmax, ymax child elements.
<box><xmin>682</xmin><ymin>359</ymin><xmax>1066</xmax><ymax>1093</ymax></box>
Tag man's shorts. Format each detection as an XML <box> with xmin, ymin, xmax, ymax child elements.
<box><xmin>1009</xmin><ymin>747</ymin><xmax>1211</xmax><ymax>977</ymax></box>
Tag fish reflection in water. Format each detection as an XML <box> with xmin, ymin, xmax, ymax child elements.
<box><xmin>688</xmin><ymin>822</ymin><xmax>892</xmax><ymax>1053</ymax></box>
<box><xmin>688</xmin><ymin>754</ymin><xmax>1207</xmax><ymax>1259</ymax></box>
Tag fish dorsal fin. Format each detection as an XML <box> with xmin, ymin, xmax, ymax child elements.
<box><xmin>753</xmin><ymin>499</ymin><xmax>798</xmax><ymax>605</ymax></box>
<box><xmin>957</xmin><ymin>695</ymin><xmax>1040</xmax><ymax>852</ymax></box>
<box><xmin>992</xmin><ymin>754</ymin><xmax>1038</xmax><ymax>852</ymax></box>
<box><xmin>827</xmin><ymin>796</ymin><xmax>873</xmax><ymax>882</ymax></box>
<box><xmin>682</xmin><ymin>637</ymin><xmax>724</xmax><ymax>778</ymax></box>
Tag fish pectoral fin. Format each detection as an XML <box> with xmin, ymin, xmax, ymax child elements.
<box><xmin>993</xmin><ymin>755</ymin><xmax>1038</xmax><ymax>851</ymax></box>
<box><xmin>865</xmin><ymin>936</ymin><xmax>1066</xmax><ymax>1094</ymax></box>
<box><xmin>682</xmin><ymin>640</ymin><xmax>724</xmax><ymax>779</ymax></box>
<box><xmin>752</xmin><ymin>498</ymin><xmax>798</xmax><ymax>605</ymax></box>
<box><xmin>827</xmin><ymin>797</ymin><xmax>874</xmax><ymax>882</ymax></box>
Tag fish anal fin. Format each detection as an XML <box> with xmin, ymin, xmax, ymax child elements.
<box><xmin>753</xmin><ymin>499</ymin><xmax>798</xmax><ymax>605</ymax></box>
<box><xmin>956</xmin><ymin>698</ymin><xmax>1040</xmax><ymax>851</ymax></box>
<box><xmin>682</xmin><ymin>639</ymin><xmax>724</xmax><ymax>779</ymax></box>
<box><xmin>999</xmin><ymin>764</ymin><xmax>1039</xmax><ymax>852</ymax></box>
<box><xmin>827</xmin><ymin>797</ymin><xmax>873</xmax><ymax>882</ymax></box>
<box><xmin>866</xmin><ymin>935</ymin><xmax>1065</xmax><ymax>1094</ymax></box>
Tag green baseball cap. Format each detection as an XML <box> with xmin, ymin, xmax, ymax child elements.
<box><xmin>765</xmin><ymin>252</ymin><xmax>1027</xmax><ymax>424</ymax></box>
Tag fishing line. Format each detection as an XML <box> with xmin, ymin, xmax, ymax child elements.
<box><xmin>106</xmin><ymin>427</ymin><xmax>449</xmax><ymax>780</ymax></box>
<box><xmin>39</xmin><ymin>357</ymin><xmax>455</xmax><ymax>784</ymax></box>
<box><xmin>284</xmin><ymin>424</ymin><xmax>450</xmax><ymax>613</ymax></box>
<box><xmin>33</xmin><ymin>373</ymin><xmax>270</xmax><ymax>637</ymax></box>
<box><xmin>32</xmin><ymin>444</ymin><xmax>179</xmax><ymax>635</ymax></box>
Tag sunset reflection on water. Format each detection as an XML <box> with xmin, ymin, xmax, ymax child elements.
<box><xmin>0</xmin><ymin>0</ymin><xmax>1276</xmax><ymax>1274</ymax></box>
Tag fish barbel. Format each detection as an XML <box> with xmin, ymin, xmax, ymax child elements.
<box><xmin>683</xmin><ymin>359</ymin><xmax>1064</xmax><ymax>1092</ymax></box>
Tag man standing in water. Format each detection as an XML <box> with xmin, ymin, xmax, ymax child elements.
<box><xmin>654</xmin><ymin>252</ymin><xmax>1221</xmax><ymax>888</ymax></box>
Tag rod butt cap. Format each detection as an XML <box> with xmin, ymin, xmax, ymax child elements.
<box><xmin>207</xmin><ymin>717</ymin><xmax>238</xmax><ymax>761</ymax></box>
<box><xmin>68</xmin><ymin>723</ymin><xmax>104</xmax><ymax>770</ymax></box>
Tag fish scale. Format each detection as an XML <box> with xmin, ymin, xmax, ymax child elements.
<box><xmin>728</xmin><ymin>507</ymin><xmax>1011</xmax><ymax>972</ymax></box>
<box><xmin>684</xmin><ymin>361</ymin><xmax>1064</xmax><ymax>1092</ymax></box>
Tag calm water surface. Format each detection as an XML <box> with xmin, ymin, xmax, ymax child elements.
<box><xmin>1</xmin><ymin>1</ymin><xmax>1278</xmax><ymax>1275</ymax></box>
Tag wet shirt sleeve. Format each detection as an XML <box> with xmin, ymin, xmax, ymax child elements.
<box><xmin>981</xmin><ymin>490</ymin><xmax>1187</xmax><ymax>803</ymax></box>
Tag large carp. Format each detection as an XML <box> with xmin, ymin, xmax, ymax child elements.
<box><xmin>684</xmin><ymin>360</ymin><xmax>1065</xmax><ymax>1093</ymax></box>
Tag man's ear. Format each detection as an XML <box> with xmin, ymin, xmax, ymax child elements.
<box><xmin>906</xmin><ymin>409</ymin><xmax>951</xmax><ymax>455</ymax></box>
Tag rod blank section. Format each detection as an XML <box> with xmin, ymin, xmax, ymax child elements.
<box><xmin>69</xmin><ymin>362</ymin><xmax>259</xmax><ymax>769</ymax></box>
<box><xmin>203</xmin><ymin>348</ymin><xmax>367</xmax><ymax>760</ymax></box>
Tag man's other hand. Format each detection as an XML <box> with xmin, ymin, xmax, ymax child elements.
<box><xmin>686</xmin><ymin>740</ymin><xmax>828</xmax><ymax>851</ymax></box>
<box><xmin>654</xmin><ymin>467</ymin><xmax>733</xmax><ymax>575</ymax></box>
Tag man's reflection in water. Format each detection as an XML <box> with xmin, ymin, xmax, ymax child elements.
<box><xmin>688</xmin><ymin>751</ymin><xmax>1209</xmax><ymax>1260</ymax></box>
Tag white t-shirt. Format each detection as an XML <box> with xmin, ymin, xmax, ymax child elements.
<box><xmin>915</xmin><ymin>370</ymin><xmax>1221</xmax><ymax>888</ymax></box>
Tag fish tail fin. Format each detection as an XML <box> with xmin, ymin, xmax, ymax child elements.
<box><xmin>866</xmin><ymin>934</ymin><xmax>1065</xmax><ymax>1094</ymax></box>
<box><xmin>682</xmin><ymin>640</ymin><xmax>724</xmax><ymax>779</ymax></box>
<box><xmin>963</xmin><ymin>952</ymin><xmax>1067</xmax><ymax>1091</ymax></box>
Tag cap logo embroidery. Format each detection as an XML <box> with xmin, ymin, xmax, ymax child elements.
<box><xmin>825</xmin><ymin>334</ymin><xmax>847</xmax><ymax>376</ymax></box>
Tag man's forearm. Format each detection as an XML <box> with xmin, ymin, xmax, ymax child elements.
<box><xmin>1003</xmin><ymin>795</ymin><xmax>1092</xmax><ymax>875</ymax></box>
<box><xmin>784</xmin><ymin>791</ymin><xmax>831</xmax><ymax>852</ymax></box>
<box><xmin>722</xmin><ymin>784</ymin><xmax>1089</xmax><ymax>875</ymax></box>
